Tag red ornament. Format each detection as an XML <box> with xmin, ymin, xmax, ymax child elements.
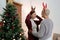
<box><xmin>12</xmin><ymin>16</ymin><xmax>16</xmax><ymax>19</ymax></box>
<box><xmin>11</xmin><ymin>26</ymin><xmax>15</xmax><ymax>30</ymax></box>
<box><xmin>0</xmin><ymin>22</ymin><xmax>3</xmax><ymax>27</ymax></box>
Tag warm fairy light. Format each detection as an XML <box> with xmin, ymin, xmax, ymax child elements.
<box><xmin>13</xmin><ymin>39</ymin><xmax>15</xmax><ymax>40</ymax></box>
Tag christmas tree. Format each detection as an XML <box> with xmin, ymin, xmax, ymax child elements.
<box><xmin>0</xmin><ymin>3</ymin><xmax>25</xmax><ymax>40</ymax></box>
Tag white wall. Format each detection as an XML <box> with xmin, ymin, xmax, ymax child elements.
<box><xmin>0</xmin><ymin>0</ymin><xmax>60</xmax><ymax>38</ymax></box>
<box><xmin>0</xmin><ymin>0</ymin><xmax>6</xmax><ymax>21</ymax></box>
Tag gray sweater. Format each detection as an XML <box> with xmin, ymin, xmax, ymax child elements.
<box><xmin>32</xmin><ymin>18</ymin><xmax>53</xmax><ymax>40</ymax></box>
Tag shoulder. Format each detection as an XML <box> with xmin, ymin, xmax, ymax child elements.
<box><xmin>42</xmin><ymin>19</ymin><xmax>53</xmax><ymax>25</ymax></box>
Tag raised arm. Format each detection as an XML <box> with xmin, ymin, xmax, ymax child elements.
<box><xmin>25</xmin><ymin>14</ymin><xmax>32</xmax><ymax>30</ymax></box>
<box><xmin>36</xmin><ymin>15</ymin><xmax>42</xmax><ymax>21</ymax></box>
<box><xmin>34</xmin><ymin>15</ymin><xmax>42</xmax><ymax>25</ymax></box>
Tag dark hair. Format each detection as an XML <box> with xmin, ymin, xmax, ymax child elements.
<box><xmin>30</xmin><ymin>11</ymin><xmax>35</xmax><ymax>15</ymax></box>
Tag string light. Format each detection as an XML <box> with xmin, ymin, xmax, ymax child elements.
<box><xmin>20</xmin><ymin>34</ymin><xmax>22</xmax><ymax>36</ymax></box>
<box><xmin>13</xmin><ymin>39</ymin><xmax>15</xmax><ymax>40</ymax></box>
<box><xmin>20</xmin><ymin>38</ymin><xmax>22</xmax><ymax>40</ymax></box>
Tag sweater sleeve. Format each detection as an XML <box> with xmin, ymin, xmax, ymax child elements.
<box><xmin>32</xmin><ymin>23</ymin><xmax>46</xmax><ymax>38</ymax></box>
<box><xmin>35</xmin><ymin>15</ymin><xmax>43</xmax><ymax>25</ymax></box>
<box><xmin>25</xmin><ymin>14</ymin><xmax>32</xmax><ymax>30</ymax></box>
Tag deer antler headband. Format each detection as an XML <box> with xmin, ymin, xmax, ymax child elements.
<box><xmin>42</xmin><ymin>2</ymin><xmax>47</xmax><ymax>9</ymax></box>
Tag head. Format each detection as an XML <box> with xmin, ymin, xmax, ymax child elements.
<box><xmin>41</xmin><ymin>8</ymin><xmax>50</xmax><ymax>18</ymax></box>
<box><xmin>30</xmin><ymin>6</ymin><xmax>36</xmax><ymax>19</ymax></box>
<box><xmin>30</xmin><ymin>11</ymin><xmax>36</xmax><ymax>19</ymax></box>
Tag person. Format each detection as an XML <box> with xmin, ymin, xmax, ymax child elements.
<box><xmin>32</xmin><ymin>8</ymin><xmax>53</xmax><ymax>40</ymax></box>
<box><xmin>25</xmin><ymin>6</ymin><xmax>42</xmax><ymax>40</ymax></box>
